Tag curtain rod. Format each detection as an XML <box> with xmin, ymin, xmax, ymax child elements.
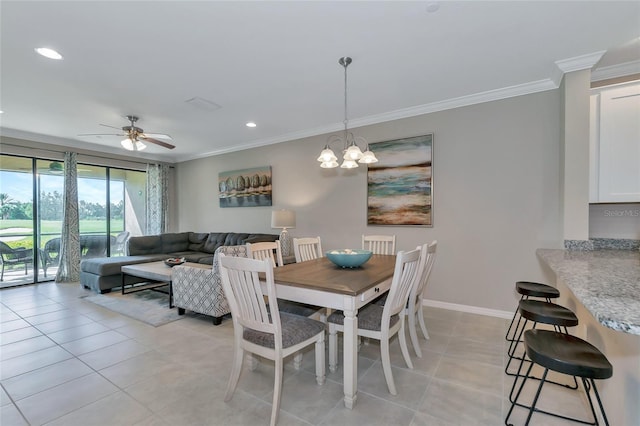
<box><xmin>0</xmin><ymin>142</ymin><xmax>174</xmax><ymax>167</ymax></box>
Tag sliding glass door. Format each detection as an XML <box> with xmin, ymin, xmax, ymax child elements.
<box><xmin>0</xmin><ymin>153</ymin><xmax>146</xmax><ymax>287</ymax></box>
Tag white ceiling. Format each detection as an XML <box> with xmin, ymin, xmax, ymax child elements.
<box><xmin>1</xmin><ymin>1</ymin><xmax>639</xmax><ymax>163</ymax></box>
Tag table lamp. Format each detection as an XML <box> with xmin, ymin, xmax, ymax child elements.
<box><xmin>271</xmin><ymin>209</ymin><xmax>296</xmax><ymax>257</ymax></box>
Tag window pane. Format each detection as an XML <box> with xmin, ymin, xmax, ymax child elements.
<box><xmin>112</xmin><ymin>168</ymin><xmax>146</xmax><ymax>239</ymax></box>
<box><xmin>109</xmin><ymin>168</ymin><xmax>143</xmax><ymax>255</ymax></box>
<box><xmin>78</xmin><ymin>165</ymin><xmax>109</xmax><ymax>258</ymax></box>
<box><xmin>37</xmin><ymin>159</ymin><xmax>64</xmax><ymax>282</ymax></box>
<box><xmin>0</xmin><ymin>155</ymin><xmax>35</xmax><ymax>287</ymax></box>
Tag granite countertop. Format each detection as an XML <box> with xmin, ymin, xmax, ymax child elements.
<box><xmin>537</xmin><ymin>249</ymin><xmax>640</xmax><ymax>335</ymax></box>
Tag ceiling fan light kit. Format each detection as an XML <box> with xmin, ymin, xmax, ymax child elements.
<box><xmin>121</xmin><ymin>138</ymin><xmax>147</xmax><ymax>151</ymax></box>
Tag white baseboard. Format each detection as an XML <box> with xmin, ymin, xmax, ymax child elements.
<box><xmin>422</xmin><ymin>299</ymin><xmax>513</xmax><ymax>319</ymax></box>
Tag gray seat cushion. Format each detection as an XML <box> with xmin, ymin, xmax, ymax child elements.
<box><xmin>276</xmin><ymin>300</ymin><xmax>323</xmax><ymax>317</ymax></box>
<box><xmin>327</xmin><ymin>303</ymin><xmax>399</xmax><ymax>331</ymax></box>
<box><xmin>243</xmin><ymin>312</ymin><xmax>325</xmax><ymax>349</ymax></box>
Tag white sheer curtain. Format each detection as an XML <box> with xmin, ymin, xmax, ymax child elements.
<box><xmin>146</xmin><ymin>163</ymin><xmax>169</xmax><ymax>235</ymax></box>
<box><xmin>55</xmin><ymin>152</ymin><xmax>81</xmax><ymax>282</ymax></box>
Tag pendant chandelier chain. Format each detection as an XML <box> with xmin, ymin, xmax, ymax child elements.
<box><xmin>343</xmin><ymin>59</ymin><xmax>349</xmax><ymax>137</ymax></box>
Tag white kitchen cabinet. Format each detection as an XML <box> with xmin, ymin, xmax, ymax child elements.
<box><xmin>590</xmin><ymin>82</ymin><xmax>640</xmax><ymax>203</ymax></box>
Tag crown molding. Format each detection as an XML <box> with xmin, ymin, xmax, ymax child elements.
<box><xmin>592</xmin><ymin>60</ymin><xmax>640</xmax><ymax>82</ymax></box>
<box><xmin>555</xmin><ymin>50</ymin><xmax>606</xmax><ymax>74</ymax></box>
<box><xmin>350</xmin><ymin>79</ymin><xmax>557</xmax><ymax>129</ymax></box>
<box><xmin>8</xmin><ymin>52</ymin><xmax>612</xmax><ymax>164</ymax></box>
<box><xmin>179</xmin><ymin>78</ymin><xmax>558</xmax><ymax>162</ymax></box>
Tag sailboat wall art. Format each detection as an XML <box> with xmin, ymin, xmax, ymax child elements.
<box><xmin>367</xmin><ymin>134</ymin><xmax>433</xmax><ymax>226</ymax></box>
<box><xmin>219</xmin><ymin>166</ymin><xmax>272</xmax><ymax>208</ymax></box>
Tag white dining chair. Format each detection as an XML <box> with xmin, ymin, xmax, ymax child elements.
<box><xmin>219</xmin><ymin>254</ymin><xmax>326</xmax><ymax>426</ymax></box>
<box><xmin>362</xmin><ymin>234</ymin><xmax>396</xmax><ymax>255</ymax></box>
<box><xmin>327</xmin><ymin>247</ymin><xmax>421</xmax><ymax>395</ymax></box>
<box><xmin>407</xmin><ymin>241</ymin><xmax>437</xmax><ymax>357</ymax></box>
<box><xmin>246</xmin><ymin>240</ymin><xmax>284</xmax><ymax>267</ymax></box>
<box><xmin>293</xmin><ymin>236</ymin><xmax>323</xmax><ymax>262</ymax></box>
<box><xmin>373</xmin><ymin>241</ymin><xmax>437</xmax><ymax>357</ymax></box>
<box><xmin>248</xmin><ymin>238</ymin><xmax>326</xmax><ymax>366</ymax></box>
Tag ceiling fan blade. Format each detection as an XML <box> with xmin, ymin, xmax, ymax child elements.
<box><xmin>140</xmin><ymin>136</ymin><xmax>176</xmax><ymax>149</ymax></box>
<box><xmin>141</xmin><ymin>132</ymin><xmax>173</xmax><ymax>140</ymax></box>
<box><xmin>78</xmin><ymin>133</ymin><xmax>125</xmax><ymax>137</ymax></box>
<box><xmin>99</xmin><ymin>123</ymin><xmax>124</xmax><ymax>130</ymax></box>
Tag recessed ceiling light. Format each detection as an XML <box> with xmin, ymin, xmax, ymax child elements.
<box><xmin>246</xmin><ymin>122</ymin><xmax>257</xmax><ymax>128</ymax></box>
<box><xmin>35</xmin><ymin>47</ymin><xmax>63</xmax><ymax>60</ymax></box>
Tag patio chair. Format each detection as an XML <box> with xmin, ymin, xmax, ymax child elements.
<box><xmin>111</xmin><ymin>231</ymin><xmax>130</xmax><ymax>256</ymax></box>
<box><xmin>0</xmin><ymin>241</ymin><xmax>33</xmax><ymax>281</ymax></box>
<box><xmin>40</xmin><ymin>237</ymin><xmax>61</xmax><ymax>278</ymax></box>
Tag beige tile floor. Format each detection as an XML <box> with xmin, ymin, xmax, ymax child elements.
<box><xmin>0</xmin><ymin>282</ymin><xmax>598</xmax><ymax>425</ymax></box>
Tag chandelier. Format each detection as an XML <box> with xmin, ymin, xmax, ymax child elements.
<box><xmin>317</xmin><ymin>57</ymin><xmax>378</xmax><ymax>169</ymax></box>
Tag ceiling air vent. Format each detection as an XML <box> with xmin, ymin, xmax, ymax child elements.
<box><xmin>184</xmin><ymin>97</ymin><xmax>222</xmax><ymax>111</ymax></box>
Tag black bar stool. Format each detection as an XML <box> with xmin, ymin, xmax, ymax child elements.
<box><xmin>506</xmin><ymin>299</ymin><xmax>579</xmax><ymax>374</ymax></box>
<box><xmin>505</xmin><ymin>329</ymin><xmax>613</xmax><ymax>426</ymax></box>
<box><xmin>506</xmin><ymin>281</ymin><xmax>560</xmax><ymax>343</ymax></box>
<box><xmin>506</xmin><ymin>299</ymin><xmax>581</xmax><ymax>403</ymax></box>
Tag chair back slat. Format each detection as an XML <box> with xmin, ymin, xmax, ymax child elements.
<box><xmin>410</xmin><ymin>241</ymin><xmax>437</xmax><ymax>304</ymax></box>
<box><xmin>247</xmin><ymin>241</ymin><xmax>284</xmax><ymax>267</ymax></box>
<box><xmin>219</xmin><ymin>255</ymin><xmax>281</xmax><ymax>339</ymax></box>
<box><xmin>293</xmin><ymin>237</ymin><xmax>323</xmax><ymax>262</ymax></box>
<box><xmin>383</xmin><ymin>248</ymin><xmax>421</xmax><ymax>321</ymax></box>
<box><xmin>362</xmin><ymin>234</ymin><xmax>396</xmax><ymax>255</ymax></box>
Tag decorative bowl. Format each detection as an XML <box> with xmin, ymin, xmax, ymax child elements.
<box><xmin>164</xmin><ymin>257</ymin><xmax>186</xmax><ymax>267</ymax></box>
<box><xmin>325</xmin><ymin>249</ymin><xmax>373</xmax><ymax>268</ymax></box>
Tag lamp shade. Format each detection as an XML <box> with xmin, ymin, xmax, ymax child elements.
<box><xmin>271</xmin><ymin>209</ymin><xmax>296</xmax><ymax>229</ymax></box>
<box><xmin>121</xmin><ymin>138</ymin><xmax>146</xmax><ymax>151</ymax></box>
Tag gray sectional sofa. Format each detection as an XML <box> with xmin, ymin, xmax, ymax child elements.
<box><xmin>80</xmin><ymin>231</ymin><xmax>278</xmax><ymax>293</ymax></box>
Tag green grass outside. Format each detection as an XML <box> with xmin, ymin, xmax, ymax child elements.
<box><xmin>0</xmin><ymin>219</ymin><xmax>124</xmax><ymax>249</ymax></box>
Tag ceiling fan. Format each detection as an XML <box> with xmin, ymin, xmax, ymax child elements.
<box><xmin>78</xmin><ymin>115</ymin><xmax>175</xmax><ymax>151</ymax></box>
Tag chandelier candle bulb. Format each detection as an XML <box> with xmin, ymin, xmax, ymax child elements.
<box><xmin>271</xmin><ymin>209</ymin><xmax>296</xmax><ymax>257</ymax></box>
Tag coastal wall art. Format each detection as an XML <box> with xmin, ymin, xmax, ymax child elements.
<box><xmin>367</xmin><ymin>134</ymin><xmax>433</xmax><ymax>226</ymax></box>
<box><xmin>218</xmin><ymin>166</ymin><xmax>272</xmax><ymax>208</ymax></box>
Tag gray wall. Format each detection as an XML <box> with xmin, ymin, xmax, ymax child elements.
<box><xmin>176</xmin><ymin>90</ymin><xmax>563</xmax><ymax>314</ymax></box>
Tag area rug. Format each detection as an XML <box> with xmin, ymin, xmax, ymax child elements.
<box><xmin>82</xmin><ymin>286</ymin><xmax>183</xmax><ymax>327</ymax></box>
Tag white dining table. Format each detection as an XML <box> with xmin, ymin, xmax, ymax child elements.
<box><xmin>268</xmin><ymin>255</ymin><xmax>396</xmax><ymax>409</ymax></box>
